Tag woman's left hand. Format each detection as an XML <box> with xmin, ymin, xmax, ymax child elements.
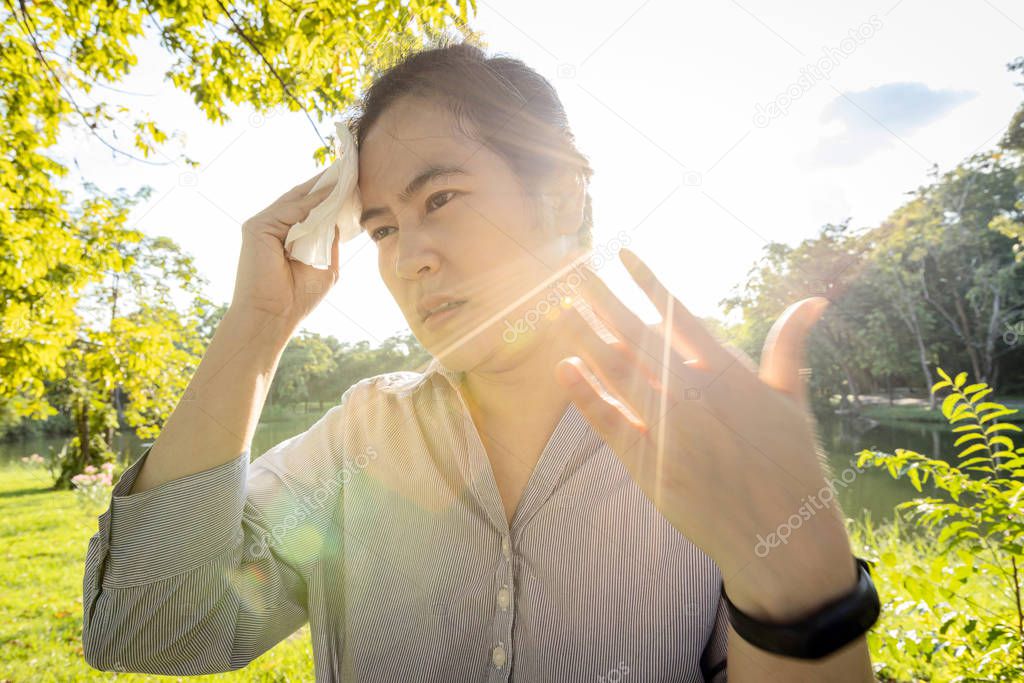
<box><xmin>554</xmin><ymin>248</ymin><xmax>858</xmax><ymax>621</ymax></box>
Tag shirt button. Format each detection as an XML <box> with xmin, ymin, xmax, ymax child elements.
<box><xmin>501</xmin><ymin>536</ymin><xmax>511</xmax><ymax>561</ymax></box>
<box><xmin>492</xmin><ymin>644</ymin><xmax>507</xmax><ymax>668</ymax></box>
<box><xmin>497</xmin><ymin>586</ymin><xmax>510</xmax><ymax>610</ymax></box>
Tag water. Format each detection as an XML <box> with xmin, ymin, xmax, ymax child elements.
<box><xmin>0</xmin><ymin>408</ymin><xmax>961</xmax><ymax>525</ymax></box>
<box><xmin>814</xmin><ymin>411</ymin><xmax>957</xmax><ymax>524</ymax></box>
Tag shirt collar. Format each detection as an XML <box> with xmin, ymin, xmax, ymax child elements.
<box><xmin>369</xmin><ymin>356</ymin><xmax>464</xmax><ymax>396</ymax></box>
<box><xmin>423</xmin><ymin>356</ymin><xmax>464</xmax><ymax>391</ymax></box>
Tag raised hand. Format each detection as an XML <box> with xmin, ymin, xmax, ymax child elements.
<box><xmin>554</xmin><ymin>248</ymin><xmax>858</xmax><ymax>622</ymax></box>
<box><xmin>231</xmin><ymin>170</ymin><xmax>341</xmax><ymax>331</ymax></box>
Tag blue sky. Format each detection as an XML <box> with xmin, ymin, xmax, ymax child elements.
<box><xmin>54</xmin><ymin>0</ymin><xmax>1024</xmax><ymax>345</ymax></box>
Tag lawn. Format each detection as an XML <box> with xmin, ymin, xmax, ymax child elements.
<box><xmin>0</xmin><ymin>462</ymin><xmax>315</xmax><ymax>682</ymax></box>
<box><xmin>831</xmin><ymin>395</ymin><xmax>1024</xmax><ymax>425</ymax></box>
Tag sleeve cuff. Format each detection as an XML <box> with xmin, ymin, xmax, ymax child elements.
<box><xmin>100</xmin><ymin>445</ymin><xmax>251</xmax><ymax>588</ymax></box>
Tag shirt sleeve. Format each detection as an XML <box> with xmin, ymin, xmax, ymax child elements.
<box><xmin>81</xmin><ymin>405</ymin><xmax>347</xmax><ymax>675</ymax></box>
<box><xmin>700</xmin><ymin>588</ymin><xmax>729</xmax><ymax>683</ymax></box>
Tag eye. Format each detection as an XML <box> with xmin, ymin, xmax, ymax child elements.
<box><xmin>426</xmin><ymin>190</ymin><xmax>458</xmax><ymax>212</ymax></box>
<box><xmin>369</xmin><ymin>191</ymin><xmax>458</xmax><ymax>243</ymax></box>
<box><xmin>370</xmin><ymin>226</ymin><xmax>396</xmax><ymax>242</ymax></box>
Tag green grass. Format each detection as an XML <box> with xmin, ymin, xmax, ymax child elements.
<box><xmin>0</xmin><ymin>462</ymin><xmax>315</xmax><ymax>682</ymax></box>
<box><xmin>852</xmin><ymin>396</ymin><xmax>1024</xmax><ymax>425</ymax></box>
<box><xmin>849</xmin><ymin>513</ymin><xmax>1021</xmax><ymax>682</ymax></box>
<box><xmin>859</xmin><ymin>403</ymin><xmax>955</xmax><ymax>423</ymax></box>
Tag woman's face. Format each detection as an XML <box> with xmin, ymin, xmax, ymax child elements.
<box><xmin>358</xmin><ymin>95</ymin><xmax>582</xmax><ymax>372</ymax></box>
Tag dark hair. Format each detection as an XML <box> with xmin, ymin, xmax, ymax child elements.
<box><xmin>348</xmin><ymin>38</ymin><xmax>595</xmax><ymax>248</ymax></box>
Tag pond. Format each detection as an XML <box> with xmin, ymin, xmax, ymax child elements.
<box><xmin>0</xmin><ymin>406</ymin><xmax>961</xmax><ymax>526</ymax></box>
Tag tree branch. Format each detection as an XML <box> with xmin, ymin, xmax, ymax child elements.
<box><xmin>213</xmin><ymin>0</ymin><xmax>329</xmax><ymax>148</ymax></box>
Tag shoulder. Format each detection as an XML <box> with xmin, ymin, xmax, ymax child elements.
<box><xmin>367</xmin><ymin>368</ymin><xmax>433</xmax><ymax>395</ymax></box>
<box><xmin>341</xmin><ymin>368</ymin><xmax>433</xmax><ymax>404</ymax></box>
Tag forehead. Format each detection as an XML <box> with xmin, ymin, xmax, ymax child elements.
<box><xmin>358</xmin><ymin>96</ymin><xmax>480</xmax><ymax>196</ymax></box>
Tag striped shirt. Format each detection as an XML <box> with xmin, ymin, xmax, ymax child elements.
<box><xmin>82</xmin><ymin>357</ymin><xmax>729</xmax><ymax>681</ymax></box>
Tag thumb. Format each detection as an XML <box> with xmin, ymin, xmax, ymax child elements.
<box><xmin>758</xmin><ymin>296</ymin><xmax>830</xmax><ymax>412</ymax></box>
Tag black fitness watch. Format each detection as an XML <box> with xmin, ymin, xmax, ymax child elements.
<box><xmin>722</xmin><ymin>556</ymin><xmax>880</xmax><ymax>660</ymax></box>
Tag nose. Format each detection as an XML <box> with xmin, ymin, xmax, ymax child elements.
<box><xmin>394</xmin><ymin>222</ymin><xmax>441</xmax><ymax>280</ymax></box>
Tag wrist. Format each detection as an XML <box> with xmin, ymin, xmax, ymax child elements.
<box><xmin>723</xmin><ymin>556</ymin><xmax>880</xmax><ymax>660</ymax></box>
<box><xmin>723</xmin><ymin>515</ymin><xmax>857</xmax><ymax>622</ymax></box>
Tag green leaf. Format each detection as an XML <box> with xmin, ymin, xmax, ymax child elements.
<box><xmin>986</xmin><ymin>422</ymin><xmax>1022</xmax><ymax>435</ymax></box>
<box><xmin>991</xmin><ymin>435</ymin><xmax>1016</xmax><ymax>451</ymax></box>
<box><xmin>982</xmin><ymin>408</ymin><xmax>1018</xmax><ymax>423</ymax></box>
<box><xmin>938</xmin><ymin>521</ymin><xmax>971</xmax><ymax>544</ymax></box>
<box><xmin>954</xmin><ymin>433</ymin><xmax>986</xmax><ymax>447</ymax></box>
<box><xmin>941</xmin><ymin>392</ymin><xmax>963</xmax><ymax>419</ymax></box>
<box><xmin>949</xmin><ymin>404</ymin><xmax>977</xmax><ymax>423</ymax></box>
<box><xmin>957</xmin><ymin>443</ymin><xmax>989</xmax><ymax>459</ymax></box>
<box><xmin>967</xmin><ymin>387</ymin><xmax>994</xmax><ymax>403</ymax></box>
<box><xmin>953</xmin><ymin>424</ymin><xmax>982</xmax><ymax>433</ymax></box>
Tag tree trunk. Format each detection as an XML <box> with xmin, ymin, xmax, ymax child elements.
<box><xmin>892</xmin><ymin>266</ymin><xmax>936</xmax><ymax>409</ymax></box>
<box><xmin>76</xmin><ymin>399</ymin><xmax>90</xmax><ymax>476</ymax></box>
<box><xmin>915</xmin><ymin>335</ymin><xmax>935</xmax><ymax>410</ymax></box>
<box><xmin>839</xmin><ymin>362</ymin><xmax>863</xmax><ymax>409</ymax></box>
<box><xmin>952</xmin><ymin>290</ymin><xmax>984</xmax><ymax>381</ymax></box>
<box><xmin>983</xmin><ymin>287</ymin><xmax>1002</xmax><ymax>390</ymax></box>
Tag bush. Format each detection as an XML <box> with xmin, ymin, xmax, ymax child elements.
<box><xmin>856</xmin><ymin>367</ymin><xmax>1024</xmax><ymax>681</ymax></box>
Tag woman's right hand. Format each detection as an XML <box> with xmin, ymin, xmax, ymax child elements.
<box><xmin>229</xmin><ymin>170</ymin><xmax>341</xmax><ymax>332</ymax></box>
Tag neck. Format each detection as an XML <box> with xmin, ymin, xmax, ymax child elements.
<box><xmin>458</xmin><ymin>313</ymin><xmax>588</xmax><ymax>434</ymax></box>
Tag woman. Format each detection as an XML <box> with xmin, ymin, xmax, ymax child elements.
<box><xmin>82</xmin><ymin>40</ymin><xmax>876</xmax><ymax>682</ymax></box>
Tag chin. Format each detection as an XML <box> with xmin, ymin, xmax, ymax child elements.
<box><xmin>412</xmin><ymin>309</ymin><xmax>522</xmax><ymax>374</ymax></box>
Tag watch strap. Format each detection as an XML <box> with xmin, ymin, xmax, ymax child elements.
<box><xmin>722</xmin><ymin>556</ymin><xmax>880</xmax><ymax>659</ymax></box>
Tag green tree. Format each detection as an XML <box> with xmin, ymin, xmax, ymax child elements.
<box><xmin>2</xmin><ymin>0</ymin><xmax>474</xmax><ymax>482</ymax></box>
<box><xmin>269</xmin><ymin>332</ymin><xmax>336</xmax><ymax>409</ymax></box>
<box><xmin>993</xmin><ymin>57</ymin><xmax>1024</xmax><ymax>263</ymax></box>
<box><xmin>909</xmin><ymin>154</ymin><xmax>1022</xmax><ymax>388</ymax></box>
<box><xmin>49</xmin><ymin>185</ymin><xmax>210</xmax><ymax>489</ymax></box>
<box><xmin>858</xmin><ymin>369</ymin><xmax>1024</xmax><ymax>680</ymax></box>
<box><xmin>721</xmin><ymin>220</ymin><xmax>875</xmax><ymax>410</ymax></box>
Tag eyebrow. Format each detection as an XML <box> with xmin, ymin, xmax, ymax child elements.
<box><xmin>360</xmin><ymin>165</ymin><xmax>468</xmax><ymax>226</ymax></box>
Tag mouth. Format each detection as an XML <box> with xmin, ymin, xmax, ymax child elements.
<box><xmin>420</xmin><ymin>299</ymin><xmax>468</xmax><ymax>324</ymax></box>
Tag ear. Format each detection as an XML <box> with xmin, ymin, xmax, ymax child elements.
<box><xmin>541</xmin><ymin>169</ymin><xmax>586</xmax><ymax>239</ymax></box>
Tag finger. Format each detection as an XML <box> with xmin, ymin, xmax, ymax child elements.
<box><xmin>554</xmin><ymin>357</ymin><xmax>649</xmax><ymax>460</ymax></box>
<box><xmin>281</xmin><ymin>168</ymin><xmax>329</xmax><ymax>201</ymax></box>
<box><xmin>295</xmin><ymin>179</ymin><xmax>335</xmax><ymax>205</ymax></box>
<box><xmin>269</xmin><ymin>197</ymin><xmax>327</xmax><ymax>229</ymax></box>
<box><xmin>618</xmin><ymin>248</ymin><xmax>729</xmax><ymax>371</ymax></box>
<box><xmin>568</xmin><ymin>304</ymin><xmax>664</xmax><ymax>421</ymax></box>
<box><xmin>576</xmin><ymin>272</ymin><xmax>697</xmax><ymax>388</ymax></box>
<box><xmin>759</xmin><ymin>297</ymin><xmax>829</xmax><ymax>412</ymax></box>
<box><xmin>274</xmin><ymin>183</ymin><xmax>336</xmax><ymax>227</ymax></box>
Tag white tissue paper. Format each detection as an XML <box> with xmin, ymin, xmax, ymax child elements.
<box><xmin>283</xmin><ymin>120</ymin><xmax>363</xmax><ymax>270</ymax></box>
